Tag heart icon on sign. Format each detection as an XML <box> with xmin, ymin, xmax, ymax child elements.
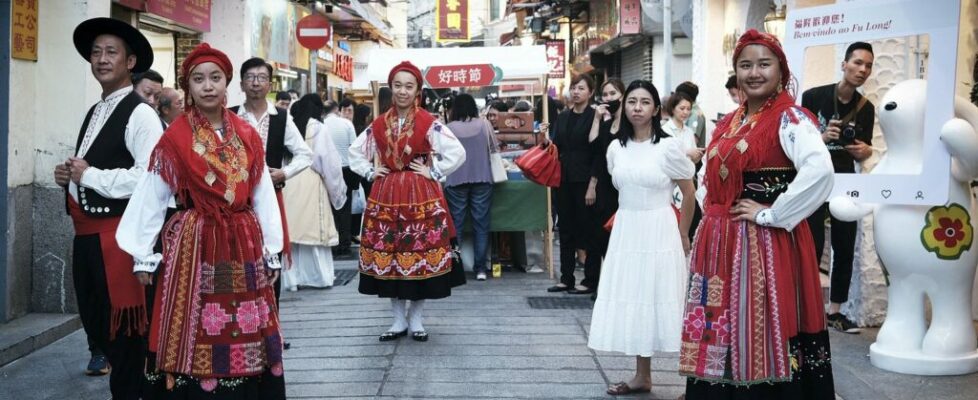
<box><xmin>881</xmin><ymin>190</ymin><xmax>892</xmax><ymax>199</ymax></box>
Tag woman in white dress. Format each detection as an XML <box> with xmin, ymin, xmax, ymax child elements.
<box><xmin>282</xmin><ymin>94</ymin><xmax>347</xmax><ymax>290</ymax></box>
<box><xmin>587</xmin><ymin>80</ymin><xmax>696</xmax><ymax>396</ymax></box>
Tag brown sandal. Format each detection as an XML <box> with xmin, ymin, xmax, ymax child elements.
<box><xmin>606</xmin><ymin>381</ymin><xmax>651</xmax><ymax>395</ymax></box>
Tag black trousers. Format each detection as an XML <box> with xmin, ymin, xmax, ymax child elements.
<box><xmin>332</xmin><ymin>167</ymin><xmax>361</xmax><ymax>252</ymax></box>
<box><xmin>806</xmin><ymin>203</ymin><xmax>857</xmax><ymax>304</ymax></box>
<box><xmin>73</xmin><ymin>233</ymin><xmax>145</xmax><ymax>400</ymax></box>
<box><xmin>556</xmin><ymin>182</ymin><xmax>597</xmax><ymax>287</ymax></box>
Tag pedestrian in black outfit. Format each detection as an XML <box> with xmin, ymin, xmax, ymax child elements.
<box><xmin>801</xmin><ymin>41</ymin><xmax>876</xmax><ymax>334</ymax></box>
<box><xmin>547</xmin><ymin>74</ymin><xmax>597</xmax><ymax>293</ymax></box>
<box><xmin>583</xmin><ymin>78</ymin><xmax>626</xmax><ymax>299</ymax></box>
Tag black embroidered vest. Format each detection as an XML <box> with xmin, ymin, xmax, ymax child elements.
<box><xmin>230</xmin><ymin>105</ymin><xmax>288</xmax><ymax>168</ymax></box>
<box><xmin>66</xmin><ymin>91</ymin><xmax>142</xmax><ymax>217</ymax></box>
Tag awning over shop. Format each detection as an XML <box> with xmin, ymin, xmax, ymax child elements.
<box><xmin>328</xmin><ymin>1</ymin><xmax>394</xmax><ymax>44</ymax></box>
<box><xmin>355</xmin><ymin>46</ymin><xmax>550</xmax><ymax>91</ymax></box>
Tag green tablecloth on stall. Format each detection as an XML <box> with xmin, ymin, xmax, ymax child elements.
<box><xmin>486</xmin><ymin>180</ymin><xmax>548</xmax><ymax>232</ymax></box>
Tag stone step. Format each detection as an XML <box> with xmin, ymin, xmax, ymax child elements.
<box><xmin>0</xmin><ymin>313</ymin><xmax>80</xmax><ymax>367</ymax></box>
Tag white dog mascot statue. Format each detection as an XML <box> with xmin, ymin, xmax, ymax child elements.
<box><xmin>830</xmin><ymin>79</ymin><xmax>978</xmax><ymax>375</ymax></box>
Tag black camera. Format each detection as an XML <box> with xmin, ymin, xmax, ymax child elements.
<box><xmin>839</xmin><ymin>122</ymin><xmax>857</xmax><ymax>145</ymax></box>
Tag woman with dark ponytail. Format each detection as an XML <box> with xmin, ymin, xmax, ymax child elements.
<box><xmin>587</xmin><ymin>80</ymin><xmax>696</xmax><ymax>395</ymax></box>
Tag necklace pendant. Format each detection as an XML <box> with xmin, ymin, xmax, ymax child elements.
<box><xmin>205</xmin><ymin>171</ymin><xmax>216</xmax><ymax>186</ymax></box>
<box><xmin>736</xmin><ymin>139</ymin><xmax>749</xmax><ymax>153</ymax></box>
<box><xmin>193</xmin><ymin>142</ymin><xmax>206</xmax><ymax>155</ymax></box>
<box><xmin>719</xmin><ymin>164</ymin><xmax>730</xmax><ymax>181</ymax></box>
<box><xmin>224</xmin><ymin>189</ymin><xmax>235</xmax><ymax>204</ymax></box>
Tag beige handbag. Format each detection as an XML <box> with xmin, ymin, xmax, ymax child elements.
<box><xmin>487</xmin><ymin>121</ymin><xmax>508</xmax><ymax>183</ymax></box>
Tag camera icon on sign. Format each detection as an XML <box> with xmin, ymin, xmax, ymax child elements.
<box><xmin>847</xmin><ymin>190</ymin><xmax>860</xmax><ymax>198</ymax></box>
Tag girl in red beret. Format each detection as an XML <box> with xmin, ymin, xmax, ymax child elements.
<box><xmin>117</xmin><ymin>43</ymin><xmax>286</xmax><ymax>399</ymax></box>
<box><xmin>349</xmin><ymin>61</ymin><xmax>467</xmax><ymax>343</ymax></box>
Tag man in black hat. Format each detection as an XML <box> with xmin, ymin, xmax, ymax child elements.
<box><xmin>53</xmin><ymin>17</ymin><xmax>163</xmax><ymax>399</ymax></box>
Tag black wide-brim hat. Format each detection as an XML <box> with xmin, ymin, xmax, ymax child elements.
<box><xmin>73</xmin><ymin>17</ymin><xmax>153</xmax><ymax>73</ymax></box>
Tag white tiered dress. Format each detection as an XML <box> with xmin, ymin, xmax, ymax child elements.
<box><xmin>587</xmin><ymin>136</ymin><xmax>695</xmax><ymax>357</ymax></box>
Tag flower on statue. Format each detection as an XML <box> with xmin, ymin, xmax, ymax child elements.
<box><xmin>921</xmin><ymin>203</ymin><xmax>974</xmax><ymax>260</ymax></box>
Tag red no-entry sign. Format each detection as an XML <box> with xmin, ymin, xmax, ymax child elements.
<box><xmin>296</xmin><ymin>14</ymin><xmax>331</xmax><ymax>50</ymax></box>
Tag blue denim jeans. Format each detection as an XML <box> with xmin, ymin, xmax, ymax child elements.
<box><xmin>444</xmin><ymin>183</ymin><xmax>493</xmax><ymax>273</ymax></box>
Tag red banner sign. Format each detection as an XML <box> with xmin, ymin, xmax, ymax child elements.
<box><xmin>145</xmin><ymin>0</ymin><xmax>211</xmax><ymax>32</ymax></box>
<box><xmin>545</xmin><ymin>40</ymin><xmax>565</xmax><ymax>79</ymax></box>
<box><xmin>436</xmin><ymin>0</ymin><xmax>469</xmax><ymax>42</ymax></box>
<box><xmin>620</xmin><ymin>0</ymin><xmax>641</xmax><ymax>35</ymax></box>
<box><xmin>333</xmin><ymin>54</ymin><xmax>353</xmax><ymax>82</ymax></box>
<box><xmin>423</xmin><ymin>64</ymin><xmax>500</xmax><ymax>89</ymax></box>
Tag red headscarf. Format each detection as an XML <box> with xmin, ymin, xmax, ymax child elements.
<box><xmin>732</xmin><ymin>29</ymin><xmax>792</xmax><ymax>93</ymax></box>
<box><xmin>387</xmin><ymin>61</ymin><xmax>424</xmax><ymax>100</ymax></box>
<box><xmin>180</xmin><ymin>43</ymin><xmax>234</xmax><ymax>110</ymax></box>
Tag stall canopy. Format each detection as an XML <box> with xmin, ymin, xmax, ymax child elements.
<box><xmin>354</xmin><ymin>45</ymin><xmax>550</xmax><ymax>91</ymax></box>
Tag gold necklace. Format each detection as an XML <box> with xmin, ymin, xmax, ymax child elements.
<box><xmin>708</xmin><ymin>103</ymin><xmax>770</xmax><ymax>181</ymax></box>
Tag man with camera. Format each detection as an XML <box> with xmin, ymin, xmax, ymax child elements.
<box><xmin>801</xmin><ymin>41</ymin><xmax>876</xmax><ymax>334</ymax></box>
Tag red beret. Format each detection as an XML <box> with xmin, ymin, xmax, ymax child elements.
<box><xmin>388</xmin><ymin>61</ymin><xmax>424</xmax><ymax>97</ymax></box>
<box><xmin>180</xmin><ymin>43</ymin><xmax>233</xmax><ymax>91</ymax></box>
<box><xmin>733</xmin><ymin>29</ymin><xmax>791</xmax><ymax>91</ymax></box>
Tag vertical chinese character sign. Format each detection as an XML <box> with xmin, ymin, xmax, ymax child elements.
<box><xmin>620</xmin><ymin>0</ymin><xmax>641</xmax><ymax>35</ymax></box>
<box><xmin>12</xmin><ymin>0</ymin><xmax>39</xmax><ymax>61</ymax></box>
<box><xmin>436</xmin><ymin>0</ymin><xmax>469</xmax><ymax>43</ymax></box>
<box><xmin>545</xmin><ymin>40</ymin><xmax>565</xmax><ymax>79</ymax></box>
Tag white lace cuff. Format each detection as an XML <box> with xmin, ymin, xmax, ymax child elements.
<box><xmin>264</xmin><ymin>252</ymin><xmax>282</xmax><ymax>270</ymax></box>
<box><xmin>755</xmin><ymin>208</ymin><xmax>776</xmax><ymax>227</ymax></box>
<box><xmin>133</xmin><ymin>253</ymin><xmax>163</xmax><ymax>274</ymax></box>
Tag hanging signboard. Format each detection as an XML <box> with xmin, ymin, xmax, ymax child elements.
<box><xmin>436</xmin><ymin>0</ymin><xmax>469</xmax><ymax>42</ymax></box>
<box><xmin>545</xmin><ymin>40</ymin><xmax>565</xmax><ymax>79</ymax></box>
<box><xmin>621</xmin><ymin>0</ymin><xmax>642</xmax><ymax>35</ymax></box>
<box><xmin>145</xmin><ymin>0</ymin><xmax>212</xmax><ymax>32</ymax></box>
<box><xmin>423</xmin><ymin>64</ymin><xmax>502</xmax><ymax>88</ymax></box>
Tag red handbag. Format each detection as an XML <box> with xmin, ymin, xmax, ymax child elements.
<box><xmin>515</xmin><ymin>142</ymin><xmax>561</xmax><ymax>187</ymax></box>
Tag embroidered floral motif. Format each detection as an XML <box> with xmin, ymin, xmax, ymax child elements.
<box><xmin>684</xmin><ymin>306</ymin><xmax>707</xmax><ymax>341</ymax></box>
<box><xmin>236</xmin><ymin>300</ymin><xmax>261</xmax><ymax>334</ymax></box>
<box><xmin>715</xmin><ymin>310</ymin><xmax>732</xmax><ymax>345</ymax></box>
<box><xmin>687</xmin><ymin>273</ymin><xmax>704</xmax><ymax>304</ymax></box>
<box><xmin>921</xmin><ymin>203</ymin><xmax>974</xmax><ymax>260</ymax></box>
<box><xmin>201</xmin><ymin>303</ymin><xmax>232</xmax><ymax>336</ymax></box>
<box><xmin>706</xmin><ymin>276</ymin><xmax>724</xmax><ymax>307</ymax></box>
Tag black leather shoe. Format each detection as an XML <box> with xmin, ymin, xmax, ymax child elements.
<box><xmin>568</xmin><ymin>286</ymin><xmax>595</xmax><ymax>295</ymax></box>
<box><xmin>379</xmin><ymin>329</ymin><xmax>408</xmax><ymax>342</ymax></box>
<box><xmin>547</xmin><ymin>285</ymin><xmax>570</xmax><ymax>293</ymax></box>
<box><xmin>411</xmin><ymin>331</ymin><xmax>429</xmax><ymax>342</ymax></box>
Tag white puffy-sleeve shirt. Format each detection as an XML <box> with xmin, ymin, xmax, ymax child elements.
<box><xmin>699</xmin><ymin>108</ymin><xmax>833</xmax><ymax>230</ymax></box>
<box><xmin>116</xmin><ymin>130</ymin><xmax>284</xmax><ymax>273</ymax></box>
<box><xmin>349</xmin><ymin>119</ymin><xmax>466</xmax><ymax>182</ymax></box>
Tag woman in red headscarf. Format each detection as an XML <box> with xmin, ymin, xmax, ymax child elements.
<box><xmin>349</xmin><ymin>61</ymin><xmax>466</xmax><ymax>342</ymax></box>
<box><xmin>117</xmin><ymin>43</ymin><xmax>286</xmax><ymax>399</ymax></box>
<box><xmin>678</xmin><ymin>30</ymin><xmax>835</xmax><ymax>399</ymax></box>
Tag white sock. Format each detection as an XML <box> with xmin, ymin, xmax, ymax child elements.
<box><xmin>407</xmin><ymin>300</ymin><xmax>426</xmax><ymax>332</ymax></box>
<box><xmin>389</xmin><ymin>299</ymin><xmax>408</xmax><ymax>332</ymax></box>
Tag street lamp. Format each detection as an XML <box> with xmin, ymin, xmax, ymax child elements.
<box><xmin>764</xmin><ymin>3</ymin><xmax>787</xmax><ymax>42</ymax></box>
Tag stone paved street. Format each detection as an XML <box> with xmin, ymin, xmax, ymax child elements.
<box><xmin>3</xmin><ymin>258</ymin><xmax>978</xmax><ymax>399</ymax></box>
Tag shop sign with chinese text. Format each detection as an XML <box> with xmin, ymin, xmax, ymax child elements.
<box><xmin>545</xmin><ymin>41</ymin><xmax>565</xmax><ymax>79</ymax></box>
<box><xmin>12</xmin><ymin>0</ymin><xmax>39</xmax><ymax>61</ymax></box>
<box><xmin>423</xmin><ymin>64</ymin><xmax>502</xmax><ymax>89</ymax></box>
<box><xmin>620</xmin><ymin>0</ymin><xmax>641</xmax><ymax>35</ymax></box>
<box><xmin>146</xmin><ymin>0</ymin><xmax>212</xmax><ymax>32</ymax></box>
<box><xmin>436</xmin><ymin>0</ymin><xmax>469</xmax><ymax>42</ymax></box>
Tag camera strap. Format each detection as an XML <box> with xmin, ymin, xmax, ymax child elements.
<box><xmin>840</xmin><ymin>96</ymin><xmax>869</xmax><ymax>126</ymax></box>
<box><xmin>833</xmin><ymin>83</ymin><xmax>869</xmax><ymax>126</ymax></box>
